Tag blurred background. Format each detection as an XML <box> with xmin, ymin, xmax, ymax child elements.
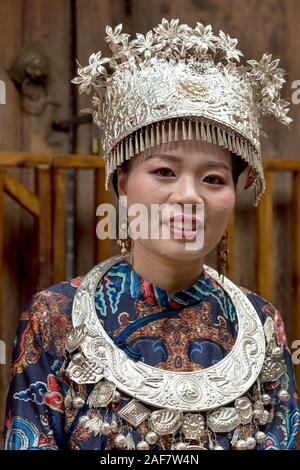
<box><xmin>0</xmin><ymin>0</ymin><xmax>299</xmax><ymax>446</ymax></box>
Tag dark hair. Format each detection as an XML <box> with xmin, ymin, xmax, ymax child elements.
<box><xmin>112</xmin><ymin>153</ymin><xmax>248</xmax><ymax>197</ymax></box>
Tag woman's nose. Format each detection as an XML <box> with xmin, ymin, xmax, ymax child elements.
<box><xmin>168</xmin><ymin>176</ymin><xmax>204</xmax><ymax>205</ymax></box>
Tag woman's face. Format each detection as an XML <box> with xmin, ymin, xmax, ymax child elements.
<box><xmin>117</xmin><ymin>139</ymin><xmax>236</xmax><ymax>262</ymax></box>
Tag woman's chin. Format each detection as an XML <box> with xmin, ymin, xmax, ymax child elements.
<box><xmin>148</xmin><ymin>238</ymin><xmax>205</xmax><ymax>261</ymax></box>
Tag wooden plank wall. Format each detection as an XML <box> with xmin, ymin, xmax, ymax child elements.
<box><xmin>0</xmin><ymin>0</ymin><xmax>72</xmax><ymax>441</ymax></box>
<box><xmin>73</xmin><ymin>0</ymin><xmax>300</xmax><ymax>333</ymax></box>
<box><xmin>0</xmin><ymin>0</ymin><xmax>299</xmax><ymax>445</ymax></box>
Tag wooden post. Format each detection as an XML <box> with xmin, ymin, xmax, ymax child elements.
<box><xmin>292</xmin><ymin>171</ymin><xmax>300</xmax><ymax>415</ymax></box>
<box><xmin>94</xmin><ymin>168</ymin><xmax>113</xmax><ymax>264</ymax></box>
<box><xmin>0</xmin><ymin>171</ymin><xmax>4</xmax><ymax>429</ymax></box>
<box><xmin>227</xmin><ymin>212</ymin><xmax>235</xmax><ymax>280</ymax></box>
<box><xmin>36</xmin><ymin>166</ymin><xmax>52</xmax><ymax>290</ymax></box>
<box><xmin>53</xmin><ymin>169</ymin><xmax>66</xmax><ymax>283</ymax></box>
<box><xmin>0</xmin><ymin>172</ymin><xmax>4</xmax><ymax>334</ymax></box>
<box><xmin>256</xmin><ymin>171</ymin><xmax>273</xmax><ymax>301</ymax></box>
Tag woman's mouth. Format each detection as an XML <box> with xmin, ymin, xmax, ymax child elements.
<box><xmin>163</xmin><ymin>220</ymin><xmax>202</xmax><ymax>239</ymax></box>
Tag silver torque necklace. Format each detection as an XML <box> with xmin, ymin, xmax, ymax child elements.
<box><xmin>69</xmin><ymin>253</ymin><xmax>266</xmax><ymax>412</ymax></box>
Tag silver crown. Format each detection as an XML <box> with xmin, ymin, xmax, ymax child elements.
<box><xmin>72</xmin><ymin>18</ymin><xmax>292</xmax><ymax>206</ymax></box>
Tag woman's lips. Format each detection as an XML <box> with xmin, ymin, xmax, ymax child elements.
<box><xmin>163</xmin><ymin>221</ymin><xmax>203</xmax><ymax>239</ymax></box>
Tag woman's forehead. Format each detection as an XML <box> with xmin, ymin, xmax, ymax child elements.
<box><xmin>133</xmin><ymin>139</ymin><xmax>232</xmax><ymax>166</ymax></box>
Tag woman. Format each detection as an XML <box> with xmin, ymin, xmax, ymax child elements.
<box><xmin>4</xmin><ymin>18</ymin><xmax>299</xmax><ymax>450</ymax></box>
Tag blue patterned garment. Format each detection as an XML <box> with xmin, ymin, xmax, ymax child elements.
<box><xmin>3</xmin><ymin>260</ymin><xmax>300</xmax><ymax>450</ymax></box>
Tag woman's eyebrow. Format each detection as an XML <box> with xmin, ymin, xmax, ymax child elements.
<box><xmin>147</xmin><ymin>153</ymin><xmax>231</xmax><ymax>171</ymax></box>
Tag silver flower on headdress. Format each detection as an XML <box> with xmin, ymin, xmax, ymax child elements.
<box><xmin>190</xmin><ymin>22</ymin><xmax>218</xmax><ymax>55</ymax></box>
<box><xmin>216</xmin><ymin>30</ymin><xmax>243</xmax><ymax>62</ymax></box>
<box><xmin>72</xmin><ymin>18</ymin><xmax>293</xmax><ymax>206</ymax></box>
<box><xmin>247</xmin><ymin>53</ymin><xmax>292</xmax><ymax>125</ymax></box>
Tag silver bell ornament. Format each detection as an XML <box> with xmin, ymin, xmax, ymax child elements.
<box><xmin>112</xmin><ymin>391</ymin><xmax>121</xmax><ymax>404</ymax></box>
<box><xmin>101</xmin><ymin>422</ymin><xmax>111</xmax><ymax>435</ymax></box>
<box><xmin>246</xmin><ymin>436</ymin><xmax>256</xmax><ymax>449</ymax></box>
<box><xmin>114</xmin><ymin>433</ymin><xmax>126</xmax><ymax>448</ymax></box>
<box><xmin>271</xmin><ymin>346</ymin><xmax>283</xmax><ymax>359</ymax></box>
<box><xmin>145</xmin><ymin>431</ymin><xmax>158</xmax><ymax>445</ymax></box>
<box><xmin>137</xmin><ymin>440</ymin><xmax>150</xmax><ymax>450</ymax></box>
<box><xmin>214</xmin><ymin>444</ymin><xmax>224</xmax><ymax>450</ymax></box>
<box><xmin>235</xmin><ymin>439</ymin><xmax>248</xmax><ymax>450</ymax></box>
<box><xmin>278</xmin><ymin>389</ymin><xmax>290</xmax><ymax>402</ymax></box>
<box><xmin>253</xmin><ymin>409</ymin><xmax>264</xmax><ymax>420</ymax></box>
<box><xmin>79</xmin><ymin>415</ymin><xmax>89</xmax><ymax>425</ymax></box>
<box><xmin>255</xmin><ymin>431</ymin><xmax>266</xmax><ymax>444</ymax></box>
<box><xmin>175</xmin><ymin>442</ymin><xmax>187</xmax><ymax>450</ymax></box>
<box><xmin>72</xmin><ymin>396</ymin><xmax>85</xmax><ymax>410</ymax></box>
<box><xmin>259</xmin><ymin>410</ymin><xmax>270</xmax><ymax>425</ymax></box>
<box><xmin>261</xmin><ymin>393</ymin><xmax>272</xmax><ymax>405</ymax></box>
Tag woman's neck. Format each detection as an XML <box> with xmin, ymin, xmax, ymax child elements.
<box><xmin>128</xmin><ymin>243</ymin><xmax>205</xmax><ymax>295</ymax></box>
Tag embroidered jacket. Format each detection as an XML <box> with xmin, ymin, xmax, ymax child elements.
<box><xmin>3</xmin><ymin>260</ymin><xmax>300</xmax><ymax>449</ymax></box>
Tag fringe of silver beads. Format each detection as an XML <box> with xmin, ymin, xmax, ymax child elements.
<box><xmin>104</xmin><ymin>118</ymin><xmax>265</xmax><ymax>207</ymax></box>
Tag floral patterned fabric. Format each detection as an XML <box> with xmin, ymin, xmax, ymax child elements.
<box><xmin>3</xmin><ymin>260</ymin><xmax>300</xmax><ymax>450</ymax></box>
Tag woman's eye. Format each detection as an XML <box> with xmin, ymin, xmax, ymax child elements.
<box><xmin>154</xmin><ymin>167</ymin><xmax>175</xmax><ymax>177</ymax></box>
<box><xmin>204</xmin><ymin>175</ymin><xmax>225</xmax><ymax>185</ymax></box>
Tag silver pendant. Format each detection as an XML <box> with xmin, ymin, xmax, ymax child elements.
<box><xmin>207</xmin><ymin>407</ymin><xmax>239</xmax><ymax>433</ymax></box>
<box><xmin>64</xmin><ymin>389</ymin><xmax>73</xmax><ymax>409</ymax></box>
<box><xmin>110</xmin><ymin>413</ymin><xmax>119</xmax><ymax>433</ymax></box>
<box><xmin>149</xmin><ymin>409</ymin><xmax>183</xmax><ymax>436</ymax></box>
<box><xmin>253</xmin><ymin>400</ymin><xmax>265</xmax><ymax>420</ymax></box>
<box><xmin>263</xmin><ymin>317</ymin><xmax>274</xmax><ymax>344</ymax></box>
<box><xmin>84</xmin><ymin>416</ymin><xmax>104</xmax><ymax>436</ymax></box>
<box><xmin>68</xmin><ymin>357</ymin><xmax>104</xmax><ymax>384</ymax></box>
<box><xmin>65</xmin><ymin>324</ymin><xmax>87</xmax><ymax>352</ymax></box>
<box><xmin>118</xmin><ymin>399</ymin><xmax>151</xmax><ymax>427</ymax></box>
<box><xmin>87</xmin><ymin>381</ymin><xmax>116</xmax><ymax>407</ymax></box>
<box><xmin>124</xmin><ymin>432</ymin><xmax>136</xmax><ymax>450</ymax></box>
<box><xmin>259</xmin><ymin>356</ymin><xmax>284</xmax><ymax>382</ymax></box>
<box><xmin>181</xmin><ymin>413</ymin><xmax>205</xmax><ymax>439</ymax></box>
<box><xmin>235</xmin><ymin>397</ymin><xmax>253</xmax><ymax>424</ymax></box>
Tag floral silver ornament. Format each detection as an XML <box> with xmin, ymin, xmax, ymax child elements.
<box><xmin>87</xmin><ymin>381</ymin><xmax>116</xmax><ymax>408</ymax></box>
<box><xmin>259</xmin><ymin>355</ymin><xmax>285</xmax><ymax>382</ymax></box>
<box><xmin>181</xmin><ymin>413</ymin><xmax>205</xmax><ymax>439</ymax></box>
<box><xmin>84</xmin><ymin>416</ymin><xmax>103</xmax><ymax>436</ymax></box>
<box><xmin>72</xmin><ymin>19</ymin><xmax>293</xmax><ymax>207</ymax></box>
<box><xmin>207</xmin><ymin>408</ymin><xmax>239</xmax><ymax>433</ymax></box>
<box><xmin>149</xmin><ymin>409</ymin><xmax>183</xmax><ymax>436</ymax></box>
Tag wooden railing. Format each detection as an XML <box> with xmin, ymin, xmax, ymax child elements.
<box><xmin>0</xmin><ymin>152</ymin><xmax>300</xmax><ymax>435</ymax></box>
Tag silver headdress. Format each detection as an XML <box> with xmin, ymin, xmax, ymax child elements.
<box><xmin>72</xmin><ymin>18</ymin><xmax>292</xmax><ymax>206</ymax></box>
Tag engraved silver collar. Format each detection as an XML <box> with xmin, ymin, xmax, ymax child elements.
<box><xmin>70</xmin><ymin>253</ymin><xmax>266</xmax><ymax>412</ymax></box>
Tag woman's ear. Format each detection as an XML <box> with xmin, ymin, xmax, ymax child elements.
<box><xmin>117</xmin><ymin>167</ymin><xmax>127</xmax><ymax>197</ymax></box>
